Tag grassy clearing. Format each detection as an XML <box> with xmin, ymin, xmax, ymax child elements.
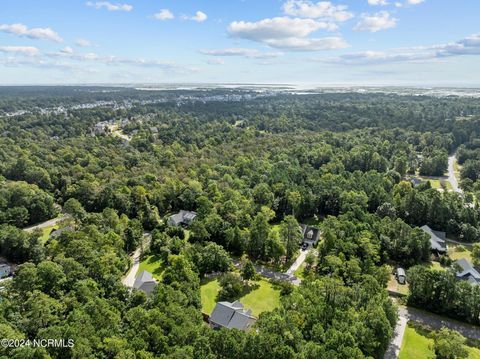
<box><xmin>200</xmin><ymin>278</ymin><xmax>281</xmax><ymax>317</ymax></box>
<box><xmin>200</xmin><ymin>278</ymin><xmax>221</xmax><ymax>315</ymax></box>
<box><xmin>39</xmin><ymin>225</ymin><xmax>59</xmax><ymax>244</ymax></box>
<box><xmin>138</xmin><ymin>255</ymin><xmax>164</xmax><ymax>281</ymax></box>
<box><xmin>388</xmin><ymin>275</ymin><xmax>409</xmax><ymax>295</ymax></box>
<box><xmin>399</xmin><ymin>323</ymin><xmax>480</xmax><ymax>359</ymax></box>
<box><xmin>240</xmin><ymin>280</ymin><xmax>281</xmax><ymax>317</ymax></box>
<box><xmin>448</xmin><ymin>243</ymin><xmax>473</xmax><ymax>262</ymax></box>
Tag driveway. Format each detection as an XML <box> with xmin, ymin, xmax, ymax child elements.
<box><xmin>285</xmin><ymin>248</ymin><xmax>311</xmax><ymax>276</ymax></box>
<box><xmin>448</xmin><ymin>154</ymin><xmax>462</xmax><ymax>194</ymax></box>
<box><xmin>233</xmin><ymin>260</ymin><xmax>298</xmax><ymax>284</ymax></box>
<box><xmin>384</xmin><ymin>314</ymin><xmax>408</xmax><ymax>359</ymax></box>
<box><xmin>23</xmin><ymin>216</ymin><xmax>67</xmax><ymax>232</ymax></box>
<box><xmin>399</xmin><ymin>305</ymin><xmax>480</xmax><ymax>340</ymax></box>
<box><xmin>122</xmin><ymin>233</ymin><xmax>151</xmax><ymax>287</ymax></box>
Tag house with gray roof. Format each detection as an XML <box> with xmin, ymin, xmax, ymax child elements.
<box><xmin>421</xmin><ymin>225</ymin><xmax>447</xmax><ymax>254</ymax></box>
<box><xmin>454</xmin><ymin>259</ymin><xmax>480</xmax><ymax>286</ymax></box>
<box><xmin>168</xmin><ymin>210</ymin><xmax>197</xmax><ymax>227</ymax></box>
<box><xmin>133</xmin><ymin>270</ymin><xmax>157</xmax><ymax>296</ymax></box>
<box><xmin>209</xmin><ymin>301</ymin><xmax>256</xmax><ymax>331</ymax></box>
<box><xmin>300</xmin><ymin>224</ymin><xmax>321</xmax><ymax>247</ymax></box>
<box><xmin>0</xmin><ymin>264</ymin><xmax>11</xmax><ymax>279</ymax></box>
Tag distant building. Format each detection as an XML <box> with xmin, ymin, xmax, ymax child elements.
<box><xmin>300</xmin><ymin>224</ymin><xmax>321</xmax><ymax>247</ymax></box>
<box><xmin>209</xmin><ymin>301</ymin><xmax>256</xmax><ymax>331</ymax></box>
<box><xmin>421</xmin><ymin>225</ymin><xmax>447</xmax><ymax>253</ymax></box>
<box><xmin>410</xmin><ymin>177</ymin><xmax>423</xmax><ymax>188</ymax></box>
<box><xmin>454</xmin><ymin>259</ymin><xmax>480</xmax><ymax>286</ymax></box>
<box><xmin>168</xmin><ymin>210</ymin><xmax>197</xmax><ymax>227</ymax></box>
<box><xmin>50</xmin><ymin>226</ymin><xmax>73</xmax><ymax>238</ymax></box>
<box><xmin>0</xmin><ymin>264</ymin><xmax>11</xmax><ymax>279</ymax></box>
<box><xmin>133</xmin><ymin>271</ymin><xmax>157</xmax><ymax>295</ymax></box>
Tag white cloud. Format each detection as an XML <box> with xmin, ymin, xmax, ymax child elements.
<box><xmin>368</xmin><ymin>0</ymin><xmax>389</xmax><ymax>5</ymax></box>
<box><xmin>76</xmin><ymin>38</ymin><xmax>92</xmax><ymax>47</ymax></box>
<box><xmin>0</xmin><ymin>23</ymin><xmax>63</xmax><ymax>42</ymax></box>
<box><xmin>354</xmin><ymin>11</ymin><xmax>397</xmax><ymax>32</ymax></box>
<box><xmin>183</xmin><ymin>11</ymin><xmax>208</xmax><ymax>22</ymax></box>
<box><xmin>228</xmin><ymin>16</ymin><xmax>347</xmax><ymax>51</ymax></box>
<box><xmin>86</xmin><ymin>1</ymin><xmax>133</xmax><ymax>12</ymax></box>
<box><xmin>154</xmin><ymin>9</ymin><xmax>174</xmax><ymax>21</ymax></box>
<box><xmin>318</xmin><ymin>34</ymin><xmax>480</xmax><ymax>65</ymax></box>
<box><xmin>407</xmin><ymin>0</ymin><xmax>424</xmax><ymax>4</ymax></box>
<box><xmin>0</xmin><ymin>46</ymin><xmax>39</xmax><ymax>56</ymax></box>
<box><xmin>60</xmin><ymin>46</ymin><xmax>74</xmax><ymax>55</ymax></box>
<box><xmin>282</xmin><ymin>1</ymin><xmax>353</xmax><ymax>22</ymax></box>
<box><xmin>206</xmin><ymin>58</ymin><xmax>225</xmax><ymax>65</ymax></box>
<box><xmin>200</xmin><ymin>48</ymin><xmax>283</xmax><ymax>59</ymax></box>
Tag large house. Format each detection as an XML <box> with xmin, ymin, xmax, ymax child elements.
<box><xmin>300</xmin><ymin>224</ymin><xmax>321</xmax><ymax>247</ymax></box>
<box><xmin>421</xmin><ymin>225</ymin><xmax>447</xmax><ymax>254</ymax></box>
<box><xmin>168</xmin><ymin>210</ymin><xmax>197</xmax><ymax>227</ymax></box>
<box><xmin>133</xmin><ymin>271</ymin><xmax>157</xmax><ymax>295</ymax></box>
<box><xmin>0</xmin><ymin>264</ymin><xmax>11</xmax><ymax>279</ymax></box>
<box><xmin>209</xmin><ymin>301</ymin><xmax>257</xmax><ymax>331</ymax></box>
<box><xmin>454</xmin><ymin>259</ymin><xmax>480</xmax><ymax>286</ymax></box>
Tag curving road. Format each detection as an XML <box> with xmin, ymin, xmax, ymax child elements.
<box><xmin>23</xmin><ymin>215</ymin><xmax>67</xmax><ymax>232</ymax></box>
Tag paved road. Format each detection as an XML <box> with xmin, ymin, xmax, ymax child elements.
<box><xmin>233</xmin><ymin>260</ymin><xmax>298</xmax><ymax>284</ymax></box>
<box><xmin>399</xmin><ymin>306</ymin><xmax>480</xmax><ymax>340</ymax></box>
<box><xmin>23</xmin><ymin>216</ymin><xmax>67</xmax><ymax>232</ymax></box>
<box><xmin>122</xmin><ymin>233</ymin><xmax>151</xmax><ymax>287</ymax></box>
<box><xmin>384</xmin><ymin>315</ymin><xmax>408</xmax><ymax>359</ymax></box>
<box><xmin>448</xmin><ymin>154</ymin><xmax>462</xmax><ymax>194</ymax></box>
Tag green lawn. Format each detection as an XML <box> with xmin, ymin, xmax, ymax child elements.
<box><xmin>138</xmin><ymin>255</ymin><xmax>164</xmax><ymax>281</ymax></box>
<box><xmin>399</xmin><ymin>323</ymin><xmax>480</xmax><ymax>359</ymax></box>
<box><xmin>200</xmin><ymin>278</ymin><xmax>281</xmax><ymax>317</ymax></box>
<box><xmin>200</xmin><ymin>278</ymin><xmax>221</xmax><ymax>315</ymax></box>
<box><xmin>448</xmin><ymin>243</ymin><xmax>473</xmax><ymax>262</ymax></box>
<box><xmin>239</xmin><ymin>280</ymin><xmax>281</xmax><ymax>317</ymax></box>
<box><xmin>39</xmin><ymin>224</ymin><xmax>59</xmax><ymax>244</ymax></box>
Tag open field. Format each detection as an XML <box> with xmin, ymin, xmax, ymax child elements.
<box><xmin>399</xmin><ymin>323</ymin><xmax>480</xmax><ymax>359</ymax></box>
<box><xmin>200</xmin><ymin>278</ymin><xmax>281</xmax><ymax>317</ymax></box>
<box><xmin>138</xmin><ymin>255</ymin><xmax>164</xmax><ymax>281</ymax></box>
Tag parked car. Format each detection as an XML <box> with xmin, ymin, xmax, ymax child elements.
<box><xmin>301</xmin><ymin>242</ymin><xmax>309</xmax><ymax>251</ymax></box>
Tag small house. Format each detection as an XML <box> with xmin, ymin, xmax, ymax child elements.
<box><xmin>209</xmin><ymin>301</ymin><xmax>257</xmax><ymax>331</ymax></box>
<box><xmin>133</xmin><ymin>271</ymin><xmax>158</xmax><ymax>295</ymax></box>
<box><xmin>420</xmin><ymin>225</ymin><xmax>447</xmax><ymax>254</ymax></box>
<box><xmin>300</xmin><ymin>224</ymin><xmax>321</xmax><ymax>247</ymax></box>
<box><xmin>454</xmin><ymin>259</ymin><xmax>480</xmax><ymax>286</ymax></box>
<box><xmin>0</xmin><ymin>264</ymin><xmax>11</xmax><ymax>279</ymax></box>
<box><xmin>396</xmin><ymin>267</ymin><xmax>406</xmax><ymax>284</ymax></box>
<box><xmin>168</xmin><ymin>210</ymin><xmax>197</xmax><ymax>227</ymax></box>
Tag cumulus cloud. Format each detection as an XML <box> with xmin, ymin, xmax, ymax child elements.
<box><xmin>200</xmin><ymin>48</ymin><xmax>283</xmax><ymax>59</ymax></box>
<box><xmin>407</xmin><ymin>0</ymin><xmax>424</xmax><ymax>4</ymax></box>
<box><xmin>86</xmin><ymin>1</ymin><xmax>133</xmax><ymax>12</ymax></box>
<box><xmin>76</xmin><ymin>38</ymin><xmax>92</xmax><ymax>47</ymax></box>
<box><xmin>228</xmin><ymin>16</ymin><xmax>347</xmax><ymax>51</ymax></box>
<box><xmin>0</xmin><ymin>46</ymin><xmax>39</xmax><ymax>56</ymax></box>
<box><xmin>0</xmin><ymin>23</ymin><xmax>63</xmax><ymax>42</ymax></box>
<box><xmin>154</xmin><ymin>9</ymin><xmax>174</xmax><ymax>21</ymax></box>
<box><xmin>368</xmin><ymin>0</ymin><xmax>389</xmax><ymax>5</ymax></box>
<box><xmin>282</xmin><ymin>1</ymin><xmax>353</xmax><ymax>22</ymax></box>
<box><xmin>182</xmin><ymin>11</ymin><xmax>208</xmax><ymax>22</ymax></box>
<box><xmin>354</xmin><ymin>11</ymin><xmax>397</xmax><ymax>32</ymax></box>
<box><xmin>206</xmin><ymin>58</ymin><xmax>225</xmax><ymax>65</ymax></box>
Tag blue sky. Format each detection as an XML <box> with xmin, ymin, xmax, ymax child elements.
<box><xmin>0</xmin><ymin>0</ymin><xmax>479</xmax><ymax>85</ymax></box>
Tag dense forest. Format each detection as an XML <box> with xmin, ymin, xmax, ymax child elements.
<box><xmin>0</xmin><ymin>87</ymin><xmax>479</xmax><ymax>358</ymax></box>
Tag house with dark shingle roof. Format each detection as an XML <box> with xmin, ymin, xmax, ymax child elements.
<box><xmin>421</xmin><ymin>225</ymin><xmax>448</xmax><ymax>254</ymax></box>
<box><xmin>454</xmin><ymin>259</ymin><xmax>480</xmax><ymax>286</ymax></box>
<box><xmin>209</xmin><ymin>301</ymin><xmax>256</xmax><ymax>331</ymax></box>
<box><xmin>168</xmin><ymin>210</ymin><xmax>197</xmax><ymax>227</ymax></box>
<box><xmin>133</xmin><ymin>270</ymin><xmax>157</xmax><ymax>296</ymax></box>
<box><xmin>300</xmin><ymin>224</ymin><xmax>321</xmax><ymax>247</ymax></box>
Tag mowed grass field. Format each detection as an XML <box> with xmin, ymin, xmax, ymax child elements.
<box><xmin>200</xmin><ymin>278</ymin><xmax>281</xmax><ymax>317</ymax></box>
<box><xmin>399</xmin><ymin>323</ymin><xmax>480</xmax><ymax>359</ymax></box>
<box><xmin>137</xmin><ymin>255</ymin><xmax>165</xmax><ymax>281</ymax></box>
